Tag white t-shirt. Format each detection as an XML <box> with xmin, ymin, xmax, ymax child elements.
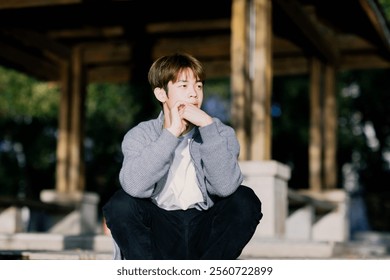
<box><xmin>152</xmin><ymin>129</ymin><xmax>204</xmax><ymax>210</ymax></box>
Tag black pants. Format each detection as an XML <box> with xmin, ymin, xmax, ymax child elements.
<box><xmin>103</xmin><ymin>185</ymin><xmax>262</xmax><ymax>260</ymax></box>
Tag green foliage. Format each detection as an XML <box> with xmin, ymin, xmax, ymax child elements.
<box><xmin>0</xmin><ymin>67</ymin><xmax>59</xmax><ymax>197</ymax></box>
<box><xmin>339</xmin><ymin>69</ymin><xmax>390</xmax><ymax>190</ymax></box>
<box><xmin>0</xmin><ymin>66</ymin><xmax>59</xmax><ymax>119</ymax></box>
<box><xmin>272</xmin><ymin>75</ymin><xmax>310</xmax><ymax>189</ymax></box>
<box><xmin>379</xmin><ymin>0</ymin><xmax>390</xmax><ymax>19</ymax></box>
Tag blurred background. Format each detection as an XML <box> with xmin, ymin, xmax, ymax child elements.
<box><xmin>1</xmin><ymin>0</ymin><xmax>390</xmax><ymax>252</ymax></box>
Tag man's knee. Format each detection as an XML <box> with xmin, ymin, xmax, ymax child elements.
<box><xmin>103</xmin><ymin>189</ymin><xmax>142</xmax><ymax>225</ymax></box>
<box><xmin>234</xmin><ymin>185</ymin><xmax>261</xmax><ymax>206</ymax></box>
<box><xmin>230</xmin><ymin>185</ymin><xmax>263</xmax><ymax>222</ymax></box>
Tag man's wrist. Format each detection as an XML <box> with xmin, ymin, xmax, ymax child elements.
<box><xmin>166</xmin><ymin>127</ymin><xmax>180</xmax><ymax>137</ymax></box>
<box><xmin>200</xmin><ymin>117</ymin><xmax>213</xmax><ymax>127</ymax></box>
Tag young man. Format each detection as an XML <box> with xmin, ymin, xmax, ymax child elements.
<box><xmin>103</xmin><ymin>53</ymin><xmax>263</xmax><ymax>260</ymax></box>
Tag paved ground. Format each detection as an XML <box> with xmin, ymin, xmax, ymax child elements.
<box><xmin>1</xmin><ymin>231</ymin><xmax>389</xmax><ymax>260</ymax></box>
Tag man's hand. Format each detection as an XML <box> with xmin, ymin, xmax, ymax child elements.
<box><xmin>181</xmin><ymin>103</ymin><xmax>213</xmax><ymax>128</ymax></box>
<box><xmin>166</xmin><ymin>101</ymin><xmax>213</xmax><ymax>137</ymax></box>
<box><xmin>166</xmin><ymin>101</ymin><xmax>190</xmax><ymax>137</ymax></box>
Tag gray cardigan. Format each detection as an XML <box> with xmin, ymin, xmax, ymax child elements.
<box><xmin>119</xmin><ymin>111</ymin><xmax>244</xmax><ymax>210</ymax></box>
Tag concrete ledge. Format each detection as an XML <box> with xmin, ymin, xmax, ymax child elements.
<box><xmin>0</xmin><ymin>207</ymin><xmax>23</xmax><ymax>233</ymax></box>
<box><xmin>333</xmin><ymin>242</ymin><xmax>388</xmax><ymax>258</ymax></box>
<box><xmin>354</xmin><ymin>231</ymin><xmax>390</xmax><ymax>246</ymax></box>
<box><xmin>40</xmin><ymin>190</ymin><xmax>100</xmax><ymax>234</ymax></box>
<box><xmin>241</xmin><ymin>238</ymin><xmax>336</xmax><ymax>259</ymax></box>
<box><xmin>1</xmin><ymin>233</ymin><xmax>337</xmax><ymax>259</ymax></box>
<box><xmin>0</xmin><ymin>233</ymin><xmax>113</xmax><ymax>252</ymax></box>
<box><xmin>22</xmin><ymin>250</ymin><xmax>112</xmax><ymax>260</ymax></box>
<box><xmin>240</xmin><ymin>160</ymin><xmax>290</xmax><ymax>239</ymax></box>
<box><xmin>0</xmin><ymin>249</ymin><xmax>112</xmax><ymax>260</ymax></box>
<box><xmin>1</xmin><ymin>233</ymin><xmax>389</xmax><ymax>259</ymax></box>
<box><xmin>239</xmin><ymin>160</ymin><xmax>291</xmax><ymax>180</ymax></box>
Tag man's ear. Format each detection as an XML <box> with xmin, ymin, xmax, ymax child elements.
<box><xmin>154</xmin><ymin>87</ymin><xmax>167</xmax><ymax>103</ymax></box>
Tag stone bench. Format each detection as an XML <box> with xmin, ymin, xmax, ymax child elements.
<box><xmin>239</xmin><ymin>160</ymin><xmax>349</xmax><ymax>243</ymax></box>
<box><xmin>286</xmin><ymin>189</ymin><xmax>349</xmax><ymax>242</ymax></box>
<box><xmin>0</xmin><ymin>196</ymin><xmax>74</xmax><ymax>233</ymax></box>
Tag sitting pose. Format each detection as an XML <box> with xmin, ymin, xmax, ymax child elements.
<box><xmin>103</xmin><ymin>53</ymin><xmax>263</xmax><ymax>259</ymax></box>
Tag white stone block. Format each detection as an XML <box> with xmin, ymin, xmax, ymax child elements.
<box><xmin>40</xmin><ymin>190</ymin><xmax>100</xmax><ymax>234</ymax></box>
<box><xmin>240</xmin><ymin>160</ymin><xmax>291</xmax><ymax>238</ymax></box>
<box><xmin>311</xmin><ymin>190</ymin><xmax>349</xmax><ymax>242</ymax></box>
<box><xmin>286</xmin><ymin>205</ymin><xmax>313</xmax><ymax>240</ymax></box>
<box><xmin>0</xmin><ymin>207</ymin><xmax>23</xmax><ymax>233</ymax></box>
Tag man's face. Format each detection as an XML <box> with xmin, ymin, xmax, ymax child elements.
<box><xmin>165</xmin><ymin>68</ymin><xmax>204</xmax><ymax>110</ymax></box>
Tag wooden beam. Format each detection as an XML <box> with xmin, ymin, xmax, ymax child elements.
<box><xmin>82</xmin><ymin>42</ymin><xmax>132</xmax><ymax>64</ymax></box>
<box><xmin>82</xmin><ymin>42</ymin><xmax>390</xmax><ymax>82</ymax></box>
<box><xmin>0</xmin><ymin>0</ymin><xmax>82</xmax><ymax>9</ymax></box>
<box><xmin>273</xmin><ymin>54</ymin><xmax>390</xmax><ymax>76</ymax></box>
<box><xmin>146</xmin><ymin>19</ymin><xmax>230</xmax><ymax>33</ymax></box>
<box><xmin>79</xmin><ymin>33</ymin><xmax>390</xmax><ymax>82</ymax></box>
<box><xmin>0</xmin><ymin>42</ymin><xmax>59</xmax><ymax>80</ymax></box>
<box><xmin>151</xmin><ymin>35</ymin><xmax>231</xmax><ymax>59</ymax></box>
<box><xmin>273</xmin><ymin>56</ymin><xmax>308</xmax><ymax>76</ymax></box>
<box><xmin>337</xmin><ymin>34</ymin><xmax>377</xmax><ymax>52</ymax></box>
<box><xmin>340</xmin><ymin>53</ymin><xmax>390</xmax><ymax>70</ymax></box>
<box><xmin>86</xmin><ymin>60</ymin><xmax>231</xmax><ymax>83</ymax></box>
<box><xmin>274</xmin><ymin>0</ymin><xmax>339</xmax><ymax>64</ymax></box>
<box><xmin>273</xmin><ymin>36</ymin><xmax>303</xmax><ymax>56</ymax></box>
<box><xmin>273</xmin><ymin>34</ymin><xmax>390</xmax><ymax>75</ymax></box>
<box><xmin>203</xmin><ymin>60</ymin><xmax>231</xmax><ymax>79</ymax></box>
<box><xmin>0</xmin><ymin>28</ymin><xmax>70</xmax><ymax>62</ymax></box>
<box><xmin>87</xmin><ymin>65</ymin><xmax>132</xmax><ymax>83</ymax></box>
<box><xmin>48</xmin><ymin>27</ymin><xmax>125</xmax><ymax>40</ymax></box>
<box><xmin>359</xmin><ymin>0</ymin><xmax>390</xmax><ymax>53</ymax></box>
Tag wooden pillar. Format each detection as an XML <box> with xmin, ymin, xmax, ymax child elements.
<box><xmin>55</xmin><ymin>61</ymin><xmax>71</xmax><ymax>193</ymax></box>
<box><xmin>250</xmin><ymin>0</ymin><xmax>272</xmax><ymax>160</ymax></box>
<box><xmin>231</xmin><ymin>0</ymin><xmax>273</xmax><ymax>160</ymax></box>
<box><xmin>68</xmin><ymin>46</ymin><xmax>86</xmax><ymax>192</ymax></box>
<box><xmin>231</xmin><ymin>0</ymin><xmax>249</xmax><ymax>160</ymax></box>
<box><xmin>323</xmin><ymin>64</ymin><xmax>337</xmax><ymax>189</ymax></box>
<box><xmin>309</xmin><ymin>57</ymin><xmax>322</xmax><ymax>192</ymax></box>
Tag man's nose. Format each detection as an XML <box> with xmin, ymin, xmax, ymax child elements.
<box><xmin>188</xmin><ymin>86</ymin><xmax>198</xmax><ymax>98</ymax></box>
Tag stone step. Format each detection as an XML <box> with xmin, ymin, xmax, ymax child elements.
<box><xmin>354</xmin><ymin>231</ymin><xmax>390</xmax><ymax>246</ymax></box>
<box><xmin>0</xmin><ymin>249</ymin><xmax>112</xmax><ymax>260</ymax></box>
<box><xmin>0</xmin><ymin>233</ymin><xmax>113</xmax><ymax>252</ymax></box>
<box><xmin>243</xmin><ymin>236</ymin><xmax>390</xmax><ymax>259</ymax></box>
<box><xmin>242</xmin><ymin>238</ymin><xmax>335</xmax><ymax>258</ymax></box>
<box><xmin>1</xmin><ymin>233</ymin><xmax>389</xmax><ymax>260</ymax></box>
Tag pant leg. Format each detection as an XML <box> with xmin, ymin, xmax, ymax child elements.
<box><xmin>102</xmin><ymin>189</ymin><xmax>154</xmax><ymax>259</ymax></box>
<box><xmin>188</xmin><ymin>185</ymin><xmax>263</xmax><ymax>259</ymax></box>
<box><xmin>102</xmin><ymin>188</ymin><xmax>197</xmax><ymax>260</ymax></box>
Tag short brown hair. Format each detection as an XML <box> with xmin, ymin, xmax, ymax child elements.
<box><xmin>148</xmin><ymin>53</ymin><xmax>206</xmax><ymax>93</ymax></box>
